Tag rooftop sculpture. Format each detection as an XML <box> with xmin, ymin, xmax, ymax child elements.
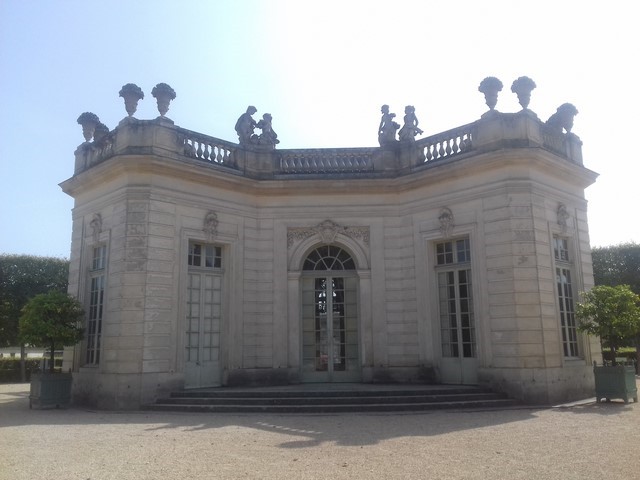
<box><xmin>73</xmin><ymin>76</ymin><xmax>583</xmax><ymax>176</ymax></box>
<box><xmin>378</xmin><ymin>104</ymin><xmax>400</xmax><ymax>146</ymax></box>
<box><xmin>398</xmin><ymin>105</ymin><xmax>423</xmax><ymax>143</ymax></box>
<box><xmin>234</xmin><ymin>106</ymin><xmax>279</xmax><ymax>148</ymax></box>
<box><xmin>545</xmin><ymin>103</ymin><xmax>579</xmax><ymax>134</ymax></box>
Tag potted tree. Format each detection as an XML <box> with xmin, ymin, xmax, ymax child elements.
<box><xmin>576</xmin><ymin>285</ymin><xmax>640</xmax><ymax>403</ymax></box>
<box><xmin>19</xmin><ymin>291</ymin><xmax>84</xmax><ymax>409</ymax></box>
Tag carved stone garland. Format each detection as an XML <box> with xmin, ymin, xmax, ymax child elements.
<box><xmin>203</xmin><ymin>211</ymin><xmax>219</xmax><ymax>241</ymax></box>
<box><xmin>90</xmin><ymin>213</ymin><xmax>102</xmax><ymax>243</ymax></box>
<box><xmin>438</xmin><ymin>207</ymin><xmax>455</xmax><ymax>238</ymax></box>
<box><xmin>557</xmin><ymin>203</ymin><xmax>570</xmax><ymax>233</ymax></box>
<box><xmin>287</xmin><ymin>220</ymin><xmax>369</xmax><ymax>248</ymax></box>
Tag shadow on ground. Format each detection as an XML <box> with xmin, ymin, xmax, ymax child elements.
<box><xmin>1</xmin><ymin>382</ymin><xmax>637</xmax><ymax>448</ymax></box>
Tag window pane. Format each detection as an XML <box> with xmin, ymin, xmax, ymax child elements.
<box><xmin>87</xmin><ymin>244</ymin><xmax>107</xmax><ymax>364</ymax></box>
<box><xmin>436</xmin><ymin>239</ymin><xmax>476</xmax><ymax>359</ymax></box>
<box><xmin>556</xmin><ymin>263</ymin><xmax>578</xmax><ymax>358</ymax></box>
<box><xmin>303</xmin><ymin>246</ymin><xmax>355</xmax><ymax>271</ymax></box>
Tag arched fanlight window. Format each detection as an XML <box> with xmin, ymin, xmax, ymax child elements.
<box><xmin>303</xmin><ymin>245</ymin><xmax>356</xmax><ymax>271</ymax></box>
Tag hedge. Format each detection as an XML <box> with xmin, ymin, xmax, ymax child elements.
<box><xmin>0</xmin><ymin>358</ymin><xmax>47</xmax><ymax>383</ymax></box>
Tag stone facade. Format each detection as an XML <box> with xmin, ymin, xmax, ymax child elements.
<box><xmin>61</xmin><ymin>97</ymin><xmax>598</xmax><ymax>409</ymax></box>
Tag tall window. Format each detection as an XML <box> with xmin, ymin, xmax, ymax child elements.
<box><xmin>554</xmin><ymin>237</ymin><xmax>579</xmax><ymax>357</ymax></box>
<box><xmin>86</xmin><ymin>245</ymin><xmax>106</xmax><ymax>365</ymax></box>
<box><xmin>435</xmin><ymin>238</ymin><xmax>475</xmax><ymax>358</ymax></box>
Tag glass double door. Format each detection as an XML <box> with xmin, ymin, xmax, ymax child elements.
<box><xmin>301</xmin><ymin>276</ymin><xmax>360</xmax><ymax>382</ymax></box>
<box><xmin>184</xmin><ymin>272</ymin><xmax>222</xmax><ymax>388</ymax></box>
<box><xmin>438</xmin><ymin>269</ymin><xmax>478</xmax><ymax>384</ymax></box>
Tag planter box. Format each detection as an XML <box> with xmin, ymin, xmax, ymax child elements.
<box><xmin>594</xmin><ymin>365</ymin><xmax>638</xmax><ymax>404</ymax></box>
<box><xmin>29</xmin><ymin>373</ymin><xmax>73</xmax><ymax>409</ymax></box>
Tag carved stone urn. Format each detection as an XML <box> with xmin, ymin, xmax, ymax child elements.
<box><xmin>118</xmin><ymin>83</ymin><xmax>144</xmax><ymax>117</ymax></box>
<box><xmin>76</xmin><ymin>112</ymin><xmax>100</xmax><ymax>142</ymax></box>
<box><xmin>478</xmin><ymin>76</ymin><xmax>503</xmax><ymax>112</ymax></box>
<box><xmin>510</xmin><ymin>76</ymin><xmax>537</xmax><ymax>110</ymax></box>
<box><xmin>151</xmin><ymin>83</ymin><xmax>176</xmax><ymax>117</ymax></box>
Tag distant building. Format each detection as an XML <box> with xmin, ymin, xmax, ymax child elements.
<box><xmin>61</xmin><ymin>83</ymin><xmax>598</xmax><ymax>409</ymax></box>
<box><xmin>0</xmin><ymin>347</ymin><xmax>47</xmax><ymax>359</ymax></box>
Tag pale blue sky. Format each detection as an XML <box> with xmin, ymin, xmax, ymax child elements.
<box><xmin>1</xmin><ymin>0</ymin><xmax>637</xmax><ymax>258</ymax></box>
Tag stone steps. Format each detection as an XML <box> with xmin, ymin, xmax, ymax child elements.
<box><xmin>145</xmin><ymin>384</ymin><xmax>519</xmax><ymax>413</ymax></box>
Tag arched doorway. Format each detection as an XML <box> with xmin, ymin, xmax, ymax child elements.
<box><xmin>301</xmin><ymin>245</ymin><xmax>360</xmax><ymax>382</ymax></box>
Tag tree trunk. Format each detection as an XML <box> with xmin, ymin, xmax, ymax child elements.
<box><xmin>49</xmin><ymin>341</ymin><xmax>56</xmax><ymax>374</ymax></box>
<box><xmin>20</xmin><ymin>344</ymin><xmax>26</xmax><ymax>382</ymax></box>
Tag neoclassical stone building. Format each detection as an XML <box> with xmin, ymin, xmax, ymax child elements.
<box><xmin>61</xmin><ymin>79</ymin><xmax>599</xmax><ymax>409</ymax></box>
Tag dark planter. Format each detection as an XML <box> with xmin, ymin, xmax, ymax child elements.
<box><xmin>593</xmin><ymin>365</ymin><xmax>638</xmax><ymax>404</ymax></box>
<box><xmin>29</xmin><ymin>373</ymin><xmax>73</xmax><ymax>409</ymax></box>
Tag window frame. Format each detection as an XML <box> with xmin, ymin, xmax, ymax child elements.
<box><xmin>434</xmin><ymin>237</ymin><xmax>476</xmax><ymax>359</ymax></box>
<box><xmin>185</xmin><ymin>241</ymin><xmax>224</xmax><ymax>367</ymax></box>
<box><xmin>553</xmin><ymin>235</ymin><xmax>581</xmax><ymax>358</ymax></box>
<box><xmin>85</xmin><ymin>244</ymin><xmax>107</xmax><ymax>366</ymax></box>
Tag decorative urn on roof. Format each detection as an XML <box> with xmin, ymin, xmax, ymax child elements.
<box><xmin>76</xmin><ymin>112</ymin><xmax>100</xmax><ymax>142</ymax></box>
<box><xmin>511</xmin><ymin>76</ymin><xmax>537</xmax><ymax>111</ymax></box>
<box><xmin>119</xmin><ymin>83</ymin><xmax>144</xmax><ymax>117</ymax></box>
<box><xmin>151</xmin><ymin>83</ymin><xmax>176</xmax><ymax>117</ymax></box>
<box><xmin>478</xmin><ymin>76</ymin><xmax>503</xmax><ymax>112</ymax></box>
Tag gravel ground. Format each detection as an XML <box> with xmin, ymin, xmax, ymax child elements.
<box><xmin>1</xmin><ymin>382</ymin><xmax>639</xmax><ymax>480</ymax></box>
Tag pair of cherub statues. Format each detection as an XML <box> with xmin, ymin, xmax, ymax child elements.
<box><xmin>378</xmin><ymin>104</ymin><xmax>423</xmax><ymax>146</ymax></box>
<box><xmin>235</xmin><ymin>106</ymin><xmax>279</xmax><ymax>146</ymax></box>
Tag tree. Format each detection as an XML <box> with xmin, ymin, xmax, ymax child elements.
<box><xmin>19</xmin><ymin>291</ymin><xmax>84</xmax><ymax>373</ymax></box>
<box><xmin>0</xmin><ymin>255</ymin><xmax>69</xmax><ymax>347</ymax></box>
<box><xmin>575</xmin><ymin>285</ymin><xmax>640</xmax><ymax>364</ymax></box>
<box><xmin>591</xmin><ymin>242</ymin><xmax>640</xmax><ymax>295</ymax></box>
<box><xmin>591</xmin><ymin>242</ymin><xmax>640</xmax><ymax>368</ymax></box>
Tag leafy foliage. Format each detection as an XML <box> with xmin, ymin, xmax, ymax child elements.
<box><xmin>591</xmin><ymin>242</ymin><xmax>640</xmax><ymax>294</ymax></box>
<box><xmin>576</xmin><ymin>285</ymin><xmax>640</xmax><ymax>362</ymax></box>
<box><xmin>0</xmin><ymin>358</ymin><xmax>43</xmax><ymax>383</ymax></box>
<box><xmin>19</xmin><ymin>291</ymin><xmax>84</xmax><ymax>373</ymax></box>
<box><xmin>0</xmin><ymin>255</ymin><xmax>69</xmax><ymax>347</ymax></box>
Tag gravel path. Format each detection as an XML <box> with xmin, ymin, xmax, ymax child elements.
<box><xmin>1</xmin><ymin>382</ymin><xmax>639</xmax><ymax>480</ymax></box>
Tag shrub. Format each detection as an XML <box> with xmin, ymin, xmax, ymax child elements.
<box><xmin>0</xmin><ymin>358</ymin><xmax>43</xmax><ymax>383</ymax></box>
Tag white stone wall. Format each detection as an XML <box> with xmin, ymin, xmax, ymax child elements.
<box><xmin>62</xmin><ymin>115</ymin><xmax>598</xmax><ymax>408</ymax></box>
<box><xmin>382</xmin><ymin>217</ymin><xmax>420</xmax><ymax>368</ymax></box>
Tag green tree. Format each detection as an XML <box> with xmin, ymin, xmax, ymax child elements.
<box><xmin>591</xmin><ymin>242</ymin><xmax>640</xmax><ymax>294</ymax></box>
<box><xmin>591</xmin><ymin>242</ymin><xmax>640</xmax><ymax>367</ymax></box>
<box><xmin>0</xmin><ymin>255</ymin><xmax>69</xmax><ymax>347</ymax></box>
<box><xmin>576</xmin><ymin>285</ymin><xmax>640</xmax><ymax>364</ymax></box>
<box><xmin>19</xmin><ymin>291</ymin><xmax>84</xmax><ymax>373</ymax></box>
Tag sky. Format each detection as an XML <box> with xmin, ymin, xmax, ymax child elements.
<box><xmin>0</xmin><ymin>0</ymin><xmax>638</xmax><ymax>258</ymax></box>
